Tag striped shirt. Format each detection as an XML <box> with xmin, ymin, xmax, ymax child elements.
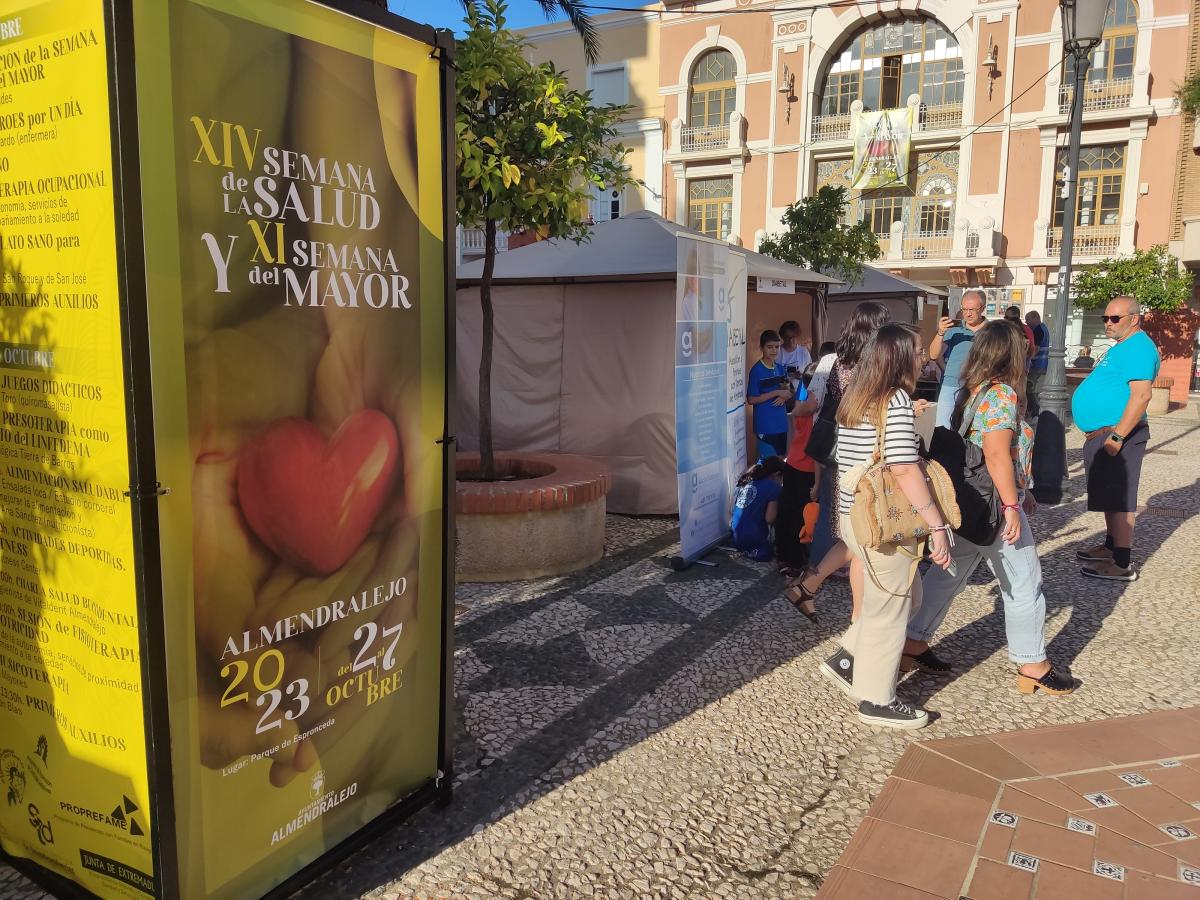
<box><xmin>835</xmin><ymin>389</ymin><xmax>921</xmax><ymax>515</ymax></box>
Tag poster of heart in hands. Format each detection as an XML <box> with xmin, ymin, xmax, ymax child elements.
<box><xmin>132</xmin><ymin>0</ymin><xmax>450</xmax><ymax>897</ymax></box>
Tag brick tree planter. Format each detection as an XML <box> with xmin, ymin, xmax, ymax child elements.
<box><xmin>455</xmin><ymin>453</ymin><xmax>611</xmax><ymax>583</ymax></box>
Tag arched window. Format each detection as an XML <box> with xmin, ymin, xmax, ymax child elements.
<box><xmin>1082</xmin><ymin>0</ymin><xmax>1137</xmax><ymax>84</ymax></box>
<box><xmin>818</xmin><ymin>17</ymin><xmax>964</xmax><ymax>116</ymax></box>
<box><xmin>917</xmin><ymin>177</ymin><xmax>955</xmax><ymax>235</ymax></box>
<box><xmin>689</xmin><ymin>50</ymin><xmax>736</xmax><ymax>128</ymax></box>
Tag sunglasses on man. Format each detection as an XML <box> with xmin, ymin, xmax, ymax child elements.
<box><xmin>1101</xmin><ymin>313</ymin><xmax>1133</xmax><ymax>324</ymax></box>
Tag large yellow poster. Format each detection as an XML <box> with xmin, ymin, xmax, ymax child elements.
<box><xmin>132</xmin><ymin>0</ymin><xmax>448</xmax><ymax>897</ymax></box>
<box><xmin>0</xmin><ymin>0</ymin><xmax>154</xmax><ymax>897</ymax></box>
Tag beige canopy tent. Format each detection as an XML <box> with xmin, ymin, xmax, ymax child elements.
<box><xmin>456</xmin><ymin>211</ymin><xmax>840</xmax><ymax>514</ymax></box>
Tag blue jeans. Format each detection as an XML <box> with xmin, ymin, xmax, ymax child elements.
<box><xmin>907</xmin><ymin>509</ymin><xmax>1047</xmax><ymax>664</ymax></box>
<box><xmin>935</xmin><ymin>379</ymin><xmax>959</xmax><ymax>429</ymax></box>
<box><xmin>809</xmin><ymin>467</ymin><xmax>835</xmax><ymax>567</ymax></box>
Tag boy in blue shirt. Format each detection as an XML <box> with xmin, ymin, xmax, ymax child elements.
<box><xmin>747</xmin><ymin>329</ymin><xmax>792</xmax><ymax>461</ymax></box>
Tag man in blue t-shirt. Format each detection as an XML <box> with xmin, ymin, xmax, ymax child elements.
<box><xmin>1025</xmin><ymin>310</ymin><xmax>1050</xmax><ymax>417</ymax></box>
<box><xmin>928</xmin><ymin>290</ymin><xmax>987</xmax><ymax>428</ymax></box>
<box><xmin>1071</xmin><ymin>295</ymin><xmax>1160</xmax><ymax>583</ymax></box>
<box><xmin>747</xmin><ymin>329</ymin><xmax>792</xmax><ymax>461</ymax></box>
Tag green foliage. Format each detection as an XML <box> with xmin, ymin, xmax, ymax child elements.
<box><xmin>456</xmin><ymin>0</ymin><xmax>634</xmax><ymax>480</ymax></box>
<box><xmin>1073</xmin><ymin>245</ymin><xmax>1194</xmax><ymax>313</ymax></box>
<box><xmin>1177</xmin><ymin>72</ymin><xmax>1200</xmax><ymax>117</ymax></box>
<box><xmin>756</xmin><ymin>186</ymin><xmax>881</xmax><ymax>284</ymax></box>
<box><xmin>459</xmin><ymin>0</ymin><xmax>599</xmax><ymax>64</ymax></box>
<box><xmin>455</xmin><ymin>0</ymin><xmax>633</xmax><ymax>243</ymax></box>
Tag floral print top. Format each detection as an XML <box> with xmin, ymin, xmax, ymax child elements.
<box><xmin>966</xmin><ymin>383</ymin><xmax>1034</xmax><ymax>489</ymax></box>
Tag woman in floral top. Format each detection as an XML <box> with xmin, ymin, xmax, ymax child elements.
<box><xmin>901</xmin><ymin>320</ymin><xmax>1076</xmax><ymax>696</ymax></box>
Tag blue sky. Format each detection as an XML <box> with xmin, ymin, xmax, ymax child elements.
<box><xmin>388</xmin><ymin>0</ymin><xmax>649</xmax><ymax>35</ymax></box>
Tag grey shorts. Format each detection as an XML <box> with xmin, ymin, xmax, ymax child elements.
<box><xmin>1083</xmin><ymin>423</ymin><xmax>1149</xmax><ymax>514</ymax></box>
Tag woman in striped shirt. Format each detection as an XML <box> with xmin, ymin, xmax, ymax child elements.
<box><xmin>819</xmin><ymin>324</ymin><xmax>953</xmax><ymax>730</ymax></box>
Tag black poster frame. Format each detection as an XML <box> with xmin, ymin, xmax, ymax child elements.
<box><xmin>0</xmin><ymin>0</ymin><xmax>457</xmax><ymax>897</ymax></box>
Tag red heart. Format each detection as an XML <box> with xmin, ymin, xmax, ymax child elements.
<box><xmin>236</xmin><ymin>410</ymin><xmax>400</xmax><ymax>575</ymax></box>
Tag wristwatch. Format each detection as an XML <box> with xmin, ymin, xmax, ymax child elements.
<box><xmin>1108</xmin><ymin>431</ymin><xmax>1125</xmax><ymax>444</ymax></box>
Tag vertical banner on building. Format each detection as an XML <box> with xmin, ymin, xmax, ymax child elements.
<box><xmin>675</xmin><ymin>236</ymin><xmax>745</xmax><ymax>562</ymax></box>
<box><xmin>850</xmin><ymin>107</ymin><xmax>914</xmax><ymax>190</ymax></box>
<box><xmin>0</xmin><ymin>0</ymin><xmax>156</xmax><ymax>896</ymax></box>
<box><xmin>131</xmin><ymin>0</ymin><xmax>447</xmax><ymax>896</ymax></box>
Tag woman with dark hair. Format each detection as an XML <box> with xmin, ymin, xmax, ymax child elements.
<box><xmin>818</xmin><ymin>323</ymin><xmax>953</xmax><ymax>729</ymax></box>
<box><xmin>903</xmin><ymin>320</ymin><xmax>1076</xmax><ymax>695</ymax></box>
<box><xmin>730</xmin><ymin>456</ymin><xmax>787</xmax><ymax>562</ymax></box>
<box><xmin>786</xmin><ymin>302</ymin><xmax>891</xmax><ymax>621</ymax></box>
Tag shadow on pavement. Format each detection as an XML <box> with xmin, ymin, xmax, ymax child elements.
<box><xmin>293</xmin><ymin>528</ymin><xmax>829</xmax><ymax>898</ymax></box>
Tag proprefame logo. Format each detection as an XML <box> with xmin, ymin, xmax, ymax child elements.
<box><xmin>59</xmin><ymin>795</ymin><xmax>146</xmax><ymax>838</ymax></box>
<box><xmin>1</xmin><ymin>749</ymin><xmax>25</xmax><ymax>806</ymax></box>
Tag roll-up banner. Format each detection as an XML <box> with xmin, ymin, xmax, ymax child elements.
<box><xmin>674</xmin><ymin>235</ymin><xmax>747</xmax><ymax>563</ymax></box>
<box><xmin>0</xmin><ymin>1</ymin><xmax>455</xmax><ymax>897</ymax></box>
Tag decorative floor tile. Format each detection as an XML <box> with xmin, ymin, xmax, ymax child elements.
<box><xmin>1162</xmin><ymin>824</ymin><xmax>1197</xmax><ymax>842</ymax></box>
<box><xmin>1093</xmin><ymin>860</ymin><xmax>1126</xmax><ymax>881</ymax></box>
<box><xmin>1008</xmin><ymin>850</ymin><xmax>1039</xmax><ymax>872</ymax></box>
<box><xmin>990</xmin><ymin>810</ymin><xmax>1018</xmax><ymax>828</ymax></box>
<box><xmin>1085</xmin><ymin>792</ymin><xmax>1120</xmax><ymax>809</ymax></box>
<box><xmin>1120</xmin><ymin>772</ymin><xmax>1153</xmax><ymax>787</ymax></box>
<box><xmin>1068</xmin><ymin>817</ymin><xmax>1097</xmax><ymax>835</ymax></box>
<box><xmin>578</xmin><ymin>623</ymin><xmax>688</xmax><ymax>674</ymax></box>
<box><xmin>484</xmin><ymin>598</ymin><xmax>598</xmax><ymax>646</ymax></box>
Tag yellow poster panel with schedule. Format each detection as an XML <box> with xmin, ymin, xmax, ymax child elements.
<box><xmin>0</xmin><ymin>1</ymin><xmax>154</xmax><ymax>897</ymax></box>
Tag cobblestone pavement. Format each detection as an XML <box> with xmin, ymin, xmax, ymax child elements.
<box><xmin>3</xmin><ymin>418</ymin><xmax>1198</xmax><ymax>899</ymax></box>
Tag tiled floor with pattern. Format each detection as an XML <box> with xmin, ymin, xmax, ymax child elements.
<box><xmin>2</xmin><ymin>416</ymin><xmax>1199</xmax><ymax>899</ymax></box>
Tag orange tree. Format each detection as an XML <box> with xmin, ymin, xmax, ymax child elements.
<box><xmin>456</xmin><ymin>0</ymin><xmax>633</xmax><ymax>480</ymax></box>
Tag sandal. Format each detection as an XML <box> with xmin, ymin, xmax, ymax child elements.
<box><xmin>784</xmin><ymin>568</ymin><xmax>819</xmax><ymax>623</ymax></box>
<box><xmin>1016</xmin><ymin>665</ymin><xmax>1076</xmax><ymax>696</ymax></box>
<box><xmin>900</xmin><ymin>648</ymin><xmax>953</xmax><ymax>676</ymax></box>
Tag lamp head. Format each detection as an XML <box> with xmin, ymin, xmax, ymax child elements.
<box><xmin>1061</xmin><ymin>0</ymin><xmax>1109</xmax><ymax>52</ymax></box>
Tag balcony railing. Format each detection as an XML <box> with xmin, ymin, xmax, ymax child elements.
<box><xmin>680</xmin><ymin>123</ymin><xmax>730</xmax><ymax>152</ymax></box>
<box><xmin>902</xmin><ymin>230</ymin><xmax>953</xmax><ymax>259</ymax></box>
<box><xmin>811</xmin><ymin>100</ymin><xmax>963</xmax><ymax>142</ymax></box>
<box><xmin>1047</xmin><ymin>224</ymin><xmax>1121</xmax><ymax>257</ymax></box>
<box><xmin>918</xmin><ymin>102</ymin><xmax>964</xmax><ymax>131</ymax></box>
<box><xmin>1058</xmin><ymin>77</ymin><xmax>1134</xmax><ymax>113</ymax></box>
<box><xmin>812</xmin><ymin>111</ymin><xmax>852</xmax><ymax>142</ymax></box>
<box><xmin>460</xmin><ymin>228</ymin><xmax>508</xmax><ymax>256</ymax></box>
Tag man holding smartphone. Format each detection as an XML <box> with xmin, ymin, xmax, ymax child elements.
<box><xmin>929</xmin><ymin>290</ymin><xmax>987</xmax><ymax>428</ymax></box>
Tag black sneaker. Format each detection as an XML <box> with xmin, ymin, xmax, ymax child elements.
<box><xmin>819</xmin><ymin>649</ymin><xmax>854</xmax><ymax>698</ymax></box>
<box><xmin>858</xmin><ymin>699</ymin><xmax>929</xmax><ymax>730</ymax></box>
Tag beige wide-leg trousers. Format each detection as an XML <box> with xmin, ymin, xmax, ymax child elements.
<box><xmin>838</xmin><ymin>513</ymin><xmax>923</xmax><ymax>706</ymax></box>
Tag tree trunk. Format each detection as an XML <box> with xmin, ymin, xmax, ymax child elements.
<box><xmin>478</xmin><ymin>218</ymin><xmax>497</xmax><ymax>481</ymax></box>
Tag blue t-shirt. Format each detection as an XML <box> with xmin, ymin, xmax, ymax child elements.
<box><xmin>940</xmin><ymin>324</ymin><xmax>978</xmax><ymax>384</ymax></box>
<box><xmin>730</xmin><ymin>476</ymin><xmax>782</xmax><ymax>561</ymax></box>
<box><xmin>748</xmin><ymin>360</ymin><xmax>789</xmax><ymax>435</ymax></box>
<box><xmin>1071</xmin><ymin>330</ymin><xmax>1160</xmax><ymax>432</ymax></box>
<box><xmin>1030</xmin><ymin>323</ymin><xmax>1050</xmax><ymax>372</ymax></box>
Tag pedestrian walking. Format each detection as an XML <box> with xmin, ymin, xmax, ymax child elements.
<box><xmin>787</xmin><ymin>303</ymin><xmax>891</xmax><ymax>621</ymax></box>
<box><xmin>818</xmin><ymin>323</ymin><xmax>954</xmax><ymax>730</ymax></box>
<box><xmin>929</xmin><ymin>290</ymin><xmax>987</xmax><ymax>428</ymax></box>
<box><xmin>903</xmin><ymin>320</ymin><xmax>1076</xmax><ymax>695</ymax></box>
<box><xmin>747</xmin><ymin>330</ymin><xmax>793</xmax><ymax>461</ymax></box>
<box><xmin>1072</xmin><ymin>295</ymin><xmax>1160</xmax><ymax>581</ymax></box>
<box><xmin>1026</xmin><ymin>310</ymin><xmax>1049</xmax><ymax>416</ymax></box>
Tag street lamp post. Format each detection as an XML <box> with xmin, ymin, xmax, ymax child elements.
<box><xmin>1032</xmin><ymin>0</ymin><xmax>1109</xmax><ymax>504</ymax></box>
